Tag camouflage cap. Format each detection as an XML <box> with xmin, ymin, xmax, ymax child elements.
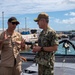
<box><xmin>34</xmin><ymin>12</ymin><xmax>49</xmax><ymax>22</ymax></box>
<box><xmin>8</xmin><ymin>17</ymin><xmax>20</xmax><ymax>24</ymax></box>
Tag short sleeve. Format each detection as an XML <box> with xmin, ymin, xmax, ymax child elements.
<box><xmin>48</xmin><ymin>31</ymin><xmax>59</xmax><ymax>46</ymax></box>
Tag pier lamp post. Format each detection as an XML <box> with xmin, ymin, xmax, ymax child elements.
<box><xmin>25</xmin><ymin>17</ymin><xmax>27</xmax><ymax>31</ymax></box>
<box><xmin>2</xmin><ymin>11</ymin><xmax>4</xmax><ymax>32</ymax></box>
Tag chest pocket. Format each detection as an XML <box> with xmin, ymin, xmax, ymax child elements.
<box><xmin>2</xmin><ymin>38</ymin><xmax>12</xmax><ymax>49</ymax></box>
<box><xmin>3</xmin><ymin>39</ymin><xmax>11</xmax><ymax>45</ymax></box>
<box><xmin>11</xmin><ymin>35</ymin><xmax>22</xmax><ymax>50</ymax></box>
<box><xmin>38</xmin><ymin>34</ymin><xmax>51</xmax><ymax>47</ymax></box>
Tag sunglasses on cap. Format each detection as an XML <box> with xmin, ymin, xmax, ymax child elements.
<box><xmin>11</xmin><ymin>22</ymin><xmax>18</xmax><ymax>25</ymax></box>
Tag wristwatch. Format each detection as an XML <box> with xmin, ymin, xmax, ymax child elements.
<box><xmin>41</xmin><ymin>47</ymin><xmax>44</xmax><ymax>51</ymax></box>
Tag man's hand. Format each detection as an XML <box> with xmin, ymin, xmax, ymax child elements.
<box><xmin>20</xmin><ymin>56</ymin><xmax>27</xmax><ymax>62</ymax></box>
<box><xmin>21</xmin><ymin>39</ymin><xmax>25</xmax><ymax>50</ymax></box>
<box><xmin>0</xmin><ymin>32</ymin><xmax>8</xmax><ymax>45</ymax></box>
<box><xmin>32</xmin><ymin>46</ymin><xmax>41</xmax><ymax>52</ymax></box>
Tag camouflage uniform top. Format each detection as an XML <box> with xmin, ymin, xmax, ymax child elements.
<box><xmin>36</xmin><ymin>26</ymin><xmax>58</xmax><ymax>67</ymax></box>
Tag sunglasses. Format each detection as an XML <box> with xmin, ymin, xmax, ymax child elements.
<box><xmin>11</xmin><ymin>22</ymin><xmax>18</xmax><ymax>25</ymax></box>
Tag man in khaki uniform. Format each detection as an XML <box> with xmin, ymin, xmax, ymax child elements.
<box><xmin>33</xmin><ymin>12</ymin><xmax>59</xmax><ymax>75</ymax></box>
<box><xmin>0</xmin><ymin>17</ymin><xmax>26</xmax><ymax>75</ymax></box>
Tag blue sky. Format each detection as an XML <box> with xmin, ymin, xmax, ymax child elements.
<box><xmin>0</xmin><ymin>0</ymin><xmax>75</xmax><ymax>31</ymax></box>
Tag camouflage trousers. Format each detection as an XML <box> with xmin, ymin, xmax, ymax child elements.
<box><xmin>38</xmin><ymin>64</ymin><xmax>54</xmax><ymax>75</ymax></box>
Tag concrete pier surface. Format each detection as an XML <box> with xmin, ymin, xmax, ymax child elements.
<box><xmin>21</xmin><ymin>53</ymin><xmax>75</xmax><ymax>75</ymax></box>
<box><xmin>21</xmin><ymin>62</ymin><xmax>75</xmax><ymax>75</ymax></box>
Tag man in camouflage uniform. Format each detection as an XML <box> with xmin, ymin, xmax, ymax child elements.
<box><xmin>33</xmin><ymin>12</ymin><xmax>59</xmax><ymax>75</ymax></box>
<box><xmin>0</xmin><ymin>17</ymin><xmax>26</xmax><ymax>75</ymax></box>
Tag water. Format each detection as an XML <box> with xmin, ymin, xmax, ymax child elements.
<box><xmin>56</xmin><ymin>40</ymin><xmax>75</xmax><ymax>55</ymax></box>
<box><xmin>23</xmin><ymin>40</ymin><xmax>75</xmax><ymax>55</ymax></box>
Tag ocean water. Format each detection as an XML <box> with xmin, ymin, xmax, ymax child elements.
<box><xmin>24</xmin><ymin>40</ymin><xmax>75</xmax><ymax>55</ymax></box>
<box><xmin>56</xmin><ymin>40</ymin><xmax>75</xmax><ymax>55</ymax></box>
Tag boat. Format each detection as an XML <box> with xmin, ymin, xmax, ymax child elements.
<box><xmin>21</xmin><ymin>29</ymin><xmax>38</xmax><ymax>42</ymax></box>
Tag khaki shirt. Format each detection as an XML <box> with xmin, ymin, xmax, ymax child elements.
<box><xmin>0</xmin><ymin>31</ymin><xmax>23</xmax><ymax>67</ymax></box>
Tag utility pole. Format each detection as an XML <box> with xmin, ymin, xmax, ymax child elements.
<box><xmin>2</xmin><ymin>11</ymin><xmax>4</xmax><ymax>32</ymax></box>
<box><xmin>25</xmin><ymin>17</ymin><xmax>27</xmax><ymax>31</ymax></box>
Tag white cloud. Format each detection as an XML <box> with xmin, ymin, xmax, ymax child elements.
<box><xmin>0</xmin><ymin>0</ymin><xmax>75</xmax><ymax>17</ymax></box>
<box><xmin>55</xmin><ymin>17</ymin><xmax>75</xmax><ymax>24</ymax></box>
<box><xmin>70</xmin><ymin>12</ymin><xmax>75</xmax><ymax>16</ymax></box>
<box><xmin>65</xmin><ymin>12</ymin><xmax>75</xmax><ymax>16</ymax></box>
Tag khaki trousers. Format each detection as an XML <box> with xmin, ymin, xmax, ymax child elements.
<box><xmin>0</xmin><ymin>65</ymin><xmax>22</xmax><ymax>75</ymax></box>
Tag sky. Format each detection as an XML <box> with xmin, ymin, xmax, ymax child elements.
<box><xmin>0</xmin><ymin>0</ymin><xmax>75</xmax><ymax>31</ymax></box>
